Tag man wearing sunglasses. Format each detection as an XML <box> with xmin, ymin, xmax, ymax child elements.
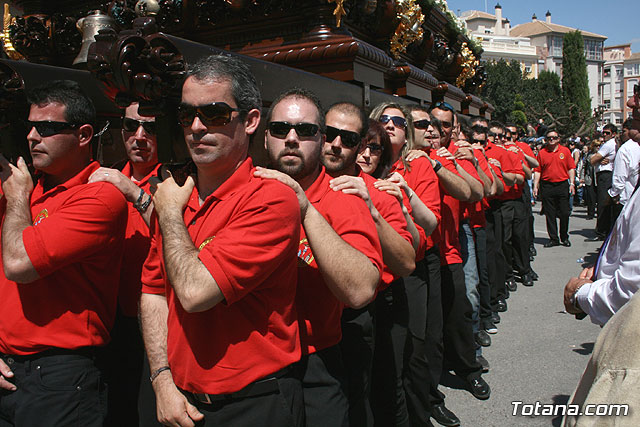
<box><xmin>85</xmin><ymin>101</ymin><xmax>160</xmax><ymax>425</ymax></box>
<box><xmin>590</xmin><ymin>124</ymin><xmax>618</xmax><ymax>239</ymax></box>
<box><xmin>320</xmin><ymin>102</ymin><xmax>417</xmax><ymax>426</ymax></box>
<box><xmin>139</xmin><ymin>55</ymin><xmax>304</xmax><ymax>427</ymax></box>
<box><xmin>533</xmin><ymin>130</ymin><xmax>576</xmax><ymax>248</ymax></box>
<box><xmin>0</xmin><ymin>80</ymin><xmax>128</xmax><ymax>425</ymax></box>
<box><xmin>258</xmin><ymin>89</ymin><xmax>383</xmax><ymax>427</ymax></box>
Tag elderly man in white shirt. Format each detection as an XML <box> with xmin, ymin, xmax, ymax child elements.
<box><xmin>608</xmin><ymin>119</ymin><xmax>639</xmax><ymax>208</ymax></box>
<box><xmin>590</xmin><ymin>124</ymin><xmax>618</xmax><ymax>239</ymax></box>
<box><xmin>564</xmin><ymin>111</ymin><xmax>640</xmax><ymax>326</ymax></box>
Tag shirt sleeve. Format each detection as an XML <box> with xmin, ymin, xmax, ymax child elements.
<box><xmin>409</xmin><ymin>157</ymin><xmax>441</xmax><ymax>225</ymax></box>
<box><xmin>608</xmin><ymin>149</ymin><xmax>629</xmax><ymax>198</ymax></box>
<box><xmin>197</xmin><ymin>183</ymin><xmax>301</xmax><ymax>306</ymax></box>
<box><xmin>140</xmin><ymin>221</ymin><xmax>166</xmax><ymax>296</ymax></box>
<box><xmin>22</xmin><ymin>183</ymin><xmax>127</xmax><ymax>278</ymax></box>
<box><xmin>576</xmin><ymin>191</ymin><xmax>640</xmax><ymax>325</ymax></box>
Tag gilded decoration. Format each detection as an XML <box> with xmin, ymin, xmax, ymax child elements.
<box><xmin>390</xmin><ymin>0</ymin><xmax>424</xmax><ymax>60</ymax></box>
<box><xmin>327</xmin><ymin>0</ymin><xmax>346</xmax><ymax>27</ymax></box>
<box><xmin>455</xmin><ymin>42</ymin><xmax>477</xmax><ymax>88</ymax></box>
<box><xmin>2</xmin><ymin>4</ymin><xmax>23</xmax><ymax>60</ymax></box>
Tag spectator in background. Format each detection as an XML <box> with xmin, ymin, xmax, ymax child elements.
<box><xmin>608</xmin><ymin>119</ymin><xmax>639</xmax><ymax>218</ymax></box>
<box><xmin>590</xmin><ymin>124</ymin><xmax>618</xmax><ymax>240</ymax></box>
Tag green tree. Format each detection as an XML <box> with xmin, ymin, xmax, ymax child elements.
<box><xmin>562</xmin><ymin>30</ymin><xmax>591</xmax><ymax>115</ymax></box>
<box><xmin>509</xmin><ymin>94</ymin><xmax>527</xmax><ymax>132</ymax></box>
<box><xmin>480</xmin><ymin>59</ymin><xmax>524</xmax><ymax>122</ymax></box>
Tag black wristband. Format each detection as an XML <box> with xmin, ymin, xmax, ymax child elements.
<box><xmin>433</xmin><ymin>160</ymin><xmax>443</xmax><ymax>173</ymax></box>
<box><xmin>150</xmin><ymin>366</ymin><xmax>171</xmax><ymax>383</ymax></box>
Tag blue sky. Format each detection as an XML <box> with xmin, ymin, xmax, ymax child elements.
<box><xmin>450</xmin><ymin>0</ymin><xmax>640</xmax><ymax>51</ymax></box>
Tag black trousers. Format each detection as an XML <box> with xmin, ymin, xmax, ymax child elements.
<box><xmin>474</xmin><ymin>226</ymin><xmax>493</xmax><ymax>323</ymax></box>
<box><xmin>486</xmin><ymin>201</ymin><xmax>507</xmax><ymax>309</ymax></box>
<box><xmin>522</xmin><ymin>183</ymin><xmax>535</xmax><ymax>250</ymax></box>
<box><xmin>440</xmin><ymin>263</ymin><xmax>482</xmax><ymax>380</ymax></box>
<box><xmin>372</xmin><ymin>280</ymin><xmax>409</xmax><ymax>427</ymax></box>
<box><xmin>502</xmin><ymin>198</ymin><xmax>532</xmax><ymax>278</ymax></box>
<box><xmin>340</xmin><ymin>304</ymin><xmax>375</xmax><ymax>427</ymax></box>
<box><xmin>422</xmin><ymin>248</ymin><xmax>445</xmax><ymax>409</ymax></box>
<box><xmin>596</xmin><ymin>171</ymin><xmax>613</xmax><ymax>235</ymax></box>
<box><xmin>183</xmin><ymin>365</ymin><xmax>304</xmax><ymax>427</ymax></box>
<box><xmin>102</xmin><ymin>311</ymin><xmax>145</xmax><ymax>426</ymax></box>
<box><xmin>584</xmin><ymin>183</ymin><xmax>597</xmax><ymax>217</ymax></box>
<box><xmin>0</xmin><ymin>350</ymin><xmax>106</xmax><ymax>427</ymax></box>
<box><xmin>301</xmin><ymin>345</ymin><xmax>349</xmax><ymax>427</ymax></box>
<box><xmin>540</xmin><ymin>180</ymin><xmax>570</xmax><ymax>242</ymax></box>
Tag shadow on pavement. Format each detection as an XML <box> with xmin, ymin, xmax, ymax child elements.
<box><xmin>572</xmin><ymin>342</ymin><xmax>594</xmax><ymax>355</ymax></box>
<box><xmin>551</xmin><ymin>394</ymin><xmax>571</xmax><ymax>426</ymax></box>
<box><xmin>440</xmin><ymin>371</ymin><xmax>469</xmax><ymax>392</ymax></box>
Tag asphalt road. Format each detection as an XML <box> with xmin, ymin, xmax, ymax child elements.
<box><xmin>441</xmin><ymin>204</ymin><xmax>605</xmax><ymax>427</ymax></box>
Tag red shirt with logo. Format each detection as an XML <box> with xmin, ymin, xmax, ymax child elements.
<box><xmin>141</xmin><ymin>158</ymin><xmax>301</xmax><ymax>394</ymax></box>
<box><xmin>359</xmin><ymin>170</ymin><xmax>413</xmax><ymax>286</ymax></box>
<box><xmin>0</xmin><ymin>161</ymin><xmax>128</xmax><ymax>355</ymax></box>
<box><xmin>537</xmin><ymin>145</ymin><xmax>576</xmax><ymax>182</ymax></box>
<box><xmin>297</xmin><ymin>167</ymin><xmax>383</xmax><ymax>354</ymax></box>
<box><xmin>118</xmin><ymin>162</ymin><xmax>161</xmax><ymax>318</ymax></box>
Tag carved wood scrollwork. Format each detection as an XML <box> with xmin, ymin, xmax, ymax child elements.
<box><xmin>87</xmin><ymin>17</ymin><xmax>186</xmax><ymax>109</ymax></box>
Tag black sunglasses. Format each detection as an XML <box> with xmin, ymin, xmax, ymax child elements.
<box><xmin>364</xmin><ymin>142</ymin><xmax>383</xmax><ymax>153</ymax></box>
<box><xmin>268</xmin><ymin>121</ymin><xmax>320</xmax><ymax>138</ymax></box>
<box><xmin>413</xmin><ymin>119</ymin><xmax>431</xmax><ymax>130</ymax></box>
<box><xmin>26</xmin><ymin>120</ymin><xmax>81</xmax><ymax>137</ymax></box>
<box><xmin>379</xmin><ymin>115</ymin><xmax>407</xmax><ymax>129</ymax></box>
<box><xmin>177</xmin><ymin>102</ymin><xmax>240</xmax><ymax>127</ymax></box>
<box><xmin>432</xmin><ymin>101</ymin><xmax>455</xmax><ymax>112</ymax></box>
<box><xmin>487</xmin><ymin>131</ymin><xmax>502</xmax><ymax>138</ymax></box>
<box><xmin>472</xmin><ymin>125</ymin><xmax>488</xmax><ymax>133</ymax></box>
<box><xmin>547</xmin><ymin>136</ymin><xmax>560</xmax><ymax>141</ymax></box>
<box><xmin>472</xmin><ymin>138</ymin><xmax>486</xmax><ymax>145</ymax></box>
<box><xmin>122</xmin><ymin>117</ymin><xmax>156</xmax><ymax>135</ymax></box>
<box><xmin>326</xmin><ymin>126</ymin><xmax>361</xmax><ymax>148</ymax></box>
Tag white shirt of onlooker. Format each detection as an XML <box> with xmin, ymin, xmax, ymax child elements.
<box><xmin>608</xmin><ymin>139</ymin><xmax>640</xmax><ymax>205</ymax></box>
<box><xmin>595</xmin><ymin>137</ymin><xmax>617</xmax><ymax>173</ymax></box>
<box><xmin>576</xmin><ymin>185</ymin><xmax>640</xmax><ymax>325</ymax></box>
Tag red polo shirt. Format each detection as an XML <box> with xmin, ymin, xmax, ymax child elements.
<box><xmin>537</xmin><ymin>145</ymin><xmax>576</xmax><ymax>182</ymax></box>
<box><xmin>464</xmin><ymin>148</ymin><xmax>493</xmax><ymax>228</ymax></box>
<box><xmin>485</xmin><ymin>142</ymin><xmax>523</xmax><ymax>200</ymax></box>
<box><xmin>118</xmin><ymin>162</ymin><xmax>161</xmax><ymax>318</ymax></box>
<box><xmin>358</xmin><ymin>170</ymin><xmax>413</xmax><ymax>287</ymax></box>
<box><xmin>0</xmin><ymin>161</ymin><xmax>127</xmax><ymax>355</ymax></box>
<box><xmin>141</xmin><ymin>158</ymin><xmax>301</xmax><ymax>394</ymax></box>
<box><xmin>297</xmin><ymin>167</ymin><xmax>383</xmax><ymax>355</ymax></box>
<box><xmin>390</xmin><ymin>156</ymin><xmax>441</xmax><ymax>255</ymax></box>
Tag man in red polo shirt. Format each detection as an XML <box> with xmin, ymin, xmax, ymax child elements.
<box><xmin>88</xmin><ymin>102</ymin><xmax>160</xmax><ymax>425</ymax></box>
<box><xmin>319</xmin><ymin>102</ymin><xmax>416</xmax><ymax>426</ymax></box>
<box><xmin>533</xmin><ymin>129</ymin><xmax>576</xmax><ymax>247</ymax></box>
<box><xmin>140</xmin><ymin>55</ymin><xmax>303</xmax><ymax>426</ymax></box>
<box><xmin>257</xmin><ymin>89</ymin><xmax>383</xmax><ymax>427</ymax></box>
<box><xmin>0</xmin><ymin>80</ymin><xmax>128</xmax><ymax>425</ymax></box>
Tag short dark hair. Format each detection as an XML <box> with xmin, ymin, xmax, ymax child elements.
<box><xmin>489</xmin><ymin>121</ymin><xmax>505</xmax><ymax>132</ymax></box>
<box><xmin>622</xmin><ymin>118</ymin><xmax>633</xmax><ymax>130</ymax></box>
<box><xmin>545</xmin><ymin>128</ymin><xmax>559</xmax><ymax>137</ymax></box>
<box><xmin>27</xmin><ymin>80</ymin><xmax>96</xmax><ymax>126</ymax></box>
<box><xmin>265</xmin><ymin>88</ymin><xmax>325</xmax><ymax>133</ymax></box>
<box><xmin>187</xmin><ymin>54</ymin><xmax>261</xmax><ymax>120</ymax></box>
<box><xmin>603</xmin><ymin>123</ymin><xmax>618</xmax><ymax>134</ymax></box>
<box><xmin>470</xmin><ymin>115</ymin><xmax>488</xmax><ymax>127</ymax></box>
<box><xmin>327</xmin><ymin>102</ymin><xmax>368</xmax><ymax>137</ymax></box>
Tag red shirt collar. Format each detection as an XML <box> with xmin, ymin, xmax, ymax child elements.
<box><xmin>31</xmin><ymin>161</ymin><xmax>100</xmax><ymax>203</ymax></box>
<box><xmin>121</xmin><ymin>162</ymin><xmax>161</xmax><ymax>188</ymax></box>
<box><xmin>304</xmin><ymin>166</ymin><xmax>330</xmax><ymax>204</ymax></box>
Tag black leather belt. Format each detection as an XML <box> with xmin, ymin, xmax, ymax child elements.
<box><xmin>187</xmin><ymin>365</ymin><xmax>291</xmax><ymax>405</ymax></box>
<box><xmin>0</xmin><ymin>347</ymin><xmax>98</xmax><ymax>363</ymax></box>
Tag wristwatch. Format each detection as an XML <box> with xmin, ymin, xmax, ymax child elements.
<box><xmin>433</xmin><ymin>160</ymin><xmax>442</xmax><ymax>173</ymax></box>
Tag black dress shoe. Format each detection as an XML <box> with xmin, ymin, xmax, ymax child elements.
<box><xmin>475</xmin><ymin>330</ymin><xmax>491</xmax><ymax>347</ymax></box>
<box><xmin>561</xmin><ymin>239</ymin><xmax>571</xmax><ymax>247</ymax></box>
<box><xmin>530</xmin><ymin>270</ymin><xmax>539</xmax><ymax>281</ymax></box>
<box><xmin>467</xmin><ymin>376</ymin><xmax>491</xmax><ymax>400</ymax></box>
<box><xmin>496</xmin><ymin>299</ymin><xmax>507</xmax><ymax>312</ymax></box>
<box><xmin>522</xmin><ymin>273</ymin><xmax>534</xmax><ymax>287</ymax></box>
<box><xmin>586</xmin><ymin>235</ymin><xmax>605</xmax><ymax>242</ymax></box>
<box><xmin>483</xmin><ymin>319</ymin><xmax>498</xmax><ymax>334</ymax></box>
<box><xmin>544</xmin><ymin>240</ymin><xmax>560</xmax><ymax>248</ymax></box>
<box><xmin>491</xmin><ymin>312</ymin><xmax>501</xmax><ymax>324</ymax></box>
<box><xmin>431</xmin><ymin>403</ymin><xmax>460</xmax><ymax>427</ymax></box>
<box><xmin>477</xmin><ymin>355</ymin><xmax>490</xmax><ymax>373</ymax></box>
<box><xmin>505</xmin><ymin>279</ymin><xmax>517</xmax><ymax>292</ymax></box>
<box><xmin>529</xmin><ymin>246</ymin><xmax>537</xmax><ymax>257</ymax></box>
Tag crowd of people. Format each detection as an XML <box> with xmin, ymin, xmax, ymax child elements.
<box><xmin>0</xmin><ymin>53</ymin><xmax>639</xmax><ymax>427</ymax></box>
